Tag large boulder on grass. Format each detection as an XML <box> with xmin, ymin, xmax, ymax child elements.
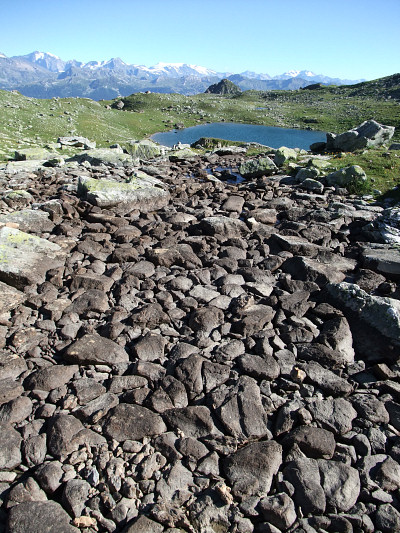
<box><xmin>326</xmin><ymin>120</ymin><xmax>395</xmax><ymax>152</ymax></box>
<box><xmin>325</xmin><ymin>165</ymin><xmax>367</xmax><ymax>189</ymax></box>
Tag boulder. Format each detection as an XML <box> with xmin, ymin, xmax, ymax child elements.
<box><xmin>301</xmin><ymin>178</ymin><xmax>324</xmax><ymax>193</ymax></box>
<box><xmin>126</xmin><ymin>139</ymin><xmax>163</xmax><ymax>159</ymax></box>
<box><xmin>199</xmin><ymin>216</ymin><xmax>250</xmax><ymax>239</ymax></box>
<box><xmin>7</xmin><ymin>501</ymin><xmax>79</xmax><ymax>533</ymax></box>
<box><xmin>325</xmin><ymin>165</ymin><xmax>367</xmax><ymax>188</ymax></box>
<box><xmin>239</xmin><ymin>156</ymin><xmax>277</xmax><ymax>178</ymax></box>
<box><xmin>77</xmin><ymin>175</ymin><xmax>170</xmax><ymax>215</ymax></box>
<box><xmin>63</xmin><ymin>334</ymin><xmax>129</xmax><ymax>365</ymax></box>
<box><xmin>362</xmin><ymin>243</ymin><xmax>400</xmax><ymax>277</ymax></box>
<box><xmin>0</xmin><ymin>209</ymin><xmax>54</xmax><ymax>233</ymax></box>
<box><xmin>224</xmin><ymin>440</ymin><xmax>282</xmax><ymax>501</ymax></box>
<box><xmin>14</xmin><ymin>148</ymin><xmax>57</xmax><ymax>161</ymax></box>
<box><xmin>274</xmin><ymin>146</ymin><xmax>297</xmax><ymax>167</ymax></box>
<box><xmin>318</xmin><ymin>459</ymin><xmax>360</xmax><ymax>512</ymax></box>
<box><xmin>326</xmin><ymin>120</ymin><xmax>395</xmax><ymax>152</ymax></box>
<box><xmin>73</xmin><ymin>148</ymin><xmax>132</xmax><ymax>167</ymax></box>
<box><xmin>283</xmin><ymin>458</ymin><xmax>326</xmax><ymax>515</ymax></box>
<box><xmin>58</xmin><ymin>136</ymin><xmax>96</xmax><ymax>149</ymax></box>
<box><xmin>0</xmin><ymin>227</ymin><xmax>66</xmax><ymax>289</ymax></box>
<box><xmin>103</xmin><ymin>403</ymin><xmax>167</xmax><ymax>441</ymax></box>
<box><xmin>47</xmin><ymin>414</ymin><xmax>106</xmax><ymax>458</ymax></box>
<box><xmin>326</xmin><ymin>282</ymin><xmax>400</xmax><ymax>346</ymax></box>
<box><xmin>0</xmin><ymin>422</ymin><xmax>22</xmax><ymax>469</ymax></box>
<box><xmin>210</xmin><ymin>376</ymin><xmax>270</xmax><ymax>440</ymax></box>
<box><xmin>295</xmin><ymin>167</ymin><xmax>320</xmax><ymax>182</ymax></box>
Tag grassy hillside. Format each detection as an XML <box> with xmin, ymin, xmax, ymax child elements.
<box><xmin>0</xmin><ymin>74</ymin><xmax>399</xmax><ymax>164</ymax></box>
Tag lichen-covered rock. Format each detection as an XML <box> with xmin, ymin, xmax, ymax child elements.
<box><xmin>126</xmin><ymin>139</ymin><xmax>163</xmax><ymax>159</ymax></box>
<box><xmin>14</xmin><ymin>148</ymin><xmax>57</xmax><ymax>161</ymax></box>
<box><xmin>239</xmin><ymin>156</ymin><xmax>276</xmax><ymax>178</ymax></box>
<box><xmin>325</xmin><ymin>165</ymin><xmax>367</xmax><ymax>188</ymax></box>
<box><xmin>0</xmin><ymin>209</ymin><xmax>54</xmax><ymax>233</ymax></box>
<box><xmin>77</xmin><ymin>175</ymin><xmax>170</xmax><ymax>214</ymax></box>
<box><xmin>362</xmin><ymin>243</ymin><xmax>400</xmax><ymax>276</ymax></box>
<box><xmin>0</xmin><ymin>227</ymin><xmax>66</xmax><ymax>289</ymax></box>
<box><xmin>73</xmin><ymin>148</ymin><xmax>131</xmax><ymax>167</ymax></box>
<box><xmin>274</xmin><ymin>146</ymin><xmax>298</xmax><ymax>167</ymax></box>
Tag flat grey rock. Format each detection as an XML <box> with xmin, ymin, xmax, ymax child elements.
<box><xmin>0</xmin><ymin>209</ymin><xmax>54</xmax><ymax>233</ymax></box>
<box><xmin>103</xmin><ymin>403</ymin><xmax>166</xmax><ymax>441</ymax></box>
<box><xmin>163</xmin><ymin>406</ymin><xmax>222</xmax><ymax>439</ymax></box>
<box><xmin>318</xmin><ymin>459</ymin><xmax>360</xmax><ymax>512</ymax></box>
<box><xmin>0</xmin><ymin>422</ymin><xmax>21</xmax><ymax>470</ymax></box>
<box><xmin>307</xmin><ymin>397</ymin><xmax>357</xmax><ymax>435</ymax></box>
<box><xmin>199</xmin><ymin>216</ymin><xmax>250</xmax><ymax>239</ymax></box>
<box><xmin>326</xmin><ymin>282</ymin><xmax>400</xmax><ymax>346</ymax></box>
<box><xmin>77</xmin><ymin>174</ymin><xmax>170</xmax><ymax>214</ymax></box>
<box><xmin>24</xmin><ymin>365</ymin><xmax>78</xmax><ymax>392</ymax></box>
<box><xmin>211</xmin><ymin>376</ymin><xmax>270</xmax><ymax>440</ymax></box>
<box><xmin>7</xmin><ymin>501</ymin><xmax>79</xmax><ymax>533</ymax></box>
<box><xmin>284</xmin><ymin>457</ymin><xmax>326</xmax><ymax>515</ymax></box>
<box><xmin>63</xmin><ymin>333</ymin><xmax>129</xmax><ymax>365</ymax></box>
<box><xmin>0</xmin><ymin>227</ymin><xmax>66</xmax><ymax>289</ymax></box>
<box><xmin>362</xmin><ymin>244</ymin><xmax>400</xmax><ymax>276</ymax></box>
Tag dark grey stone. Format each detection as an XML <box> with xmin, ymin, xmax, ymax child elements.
<box><xmin>283</xmin><ymin>426</ymin><xmax>336</xmax><ymax>459</ymax></box>
<box><xmin>0</xmin><ymin>422</ymin><xmax>21</xmax><ymax>470</ymax></box>
<box><xmin>7</xmin><ymin>501</ymin><xmax>79</xmax><ymax>533</ymax></box>
<box><xmin>103</xmin><ymin>403</ymin><xmax>167</xmax><ymax>441</ymax></box>
<box><xmin>224</xmin><ymin>440</ymin><xmax>282</xmax><ymax>501</ymax></box>
<box><xmin>64</xmin><ymin>333</ymin><xmax>129</xmax><ymax>365</ymax></box>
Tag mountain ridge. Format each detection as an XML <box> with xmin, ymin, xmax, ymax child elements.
<box><xmin>0</xmin><ymin>50</ymin><xmax>366</xmax><ymax>99</ymax></box>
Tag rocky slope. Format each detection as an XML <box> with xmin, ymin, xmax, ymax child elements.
<box><xmin>0</xmin><ymin>143</ymin><xmax>400</xmax><ymax>533</ymax></box>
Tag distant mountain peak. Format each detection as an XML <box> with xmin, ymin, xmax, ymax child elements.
<box><xmin>205</xmin><ymin>78</ymin><xmax>242</xmax><ymax>95</ymax></box>
<box><xmin>31</xmin><ymin>51</ymin><xmax>61</xmax><ymax>60</ymax></box>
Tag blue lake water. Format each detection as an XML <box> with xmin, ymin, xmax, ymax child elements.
<box><xmin>151</xmin><ymin>122</ymin><xmax>326</xmax><ymax>150</ymax></box>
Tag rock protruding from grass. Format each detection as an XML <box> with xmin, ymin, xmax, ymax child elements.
<box><xmin>326</xmin><ymin>119</ymin><xmax>395</xmax><ymax>152</ymax></box>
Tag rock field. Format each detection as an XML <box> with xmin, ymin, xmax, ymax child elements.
<box><xmin>0</xmin><ymin>144</ymin><xmax>400</xmax><ymax>533</ymax></box>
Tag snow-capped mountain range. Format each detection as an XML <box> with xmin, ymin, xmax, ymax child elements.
<box><xmin>0</xmin><ymin>51</ymin><xmax>364</xmax><ymax>99</ymax></box>
<box><xmin>4</xmin><ymin>51</ymin><xmax>363</xmax><ymax>83</ymax></box>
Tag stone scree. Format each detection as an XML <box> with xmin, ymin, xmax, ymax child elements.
<box><xmin>0</xmin><ymin>146</ymin><xmax>400</xmax><ymax>533</ymax></box>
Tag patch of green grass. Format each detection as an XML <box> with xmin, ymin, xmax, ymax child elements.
<box><xmin>323</xmin><ymin>148</ymin><xmax>400</xmax><ymax>197</ymax></box>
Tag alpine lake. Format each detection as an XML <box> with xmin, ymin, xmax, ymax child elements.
<box><xmin>151</xmin><ymin>122</ymin><xmax>326</xmax><ymax>150</ymax></box>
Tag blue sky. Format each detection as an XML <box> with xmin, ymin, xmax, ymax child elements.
<box><xmin>1</xmin><ymin>0</ymin><xmax>399</xmax><ymax>80</ymax></box>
